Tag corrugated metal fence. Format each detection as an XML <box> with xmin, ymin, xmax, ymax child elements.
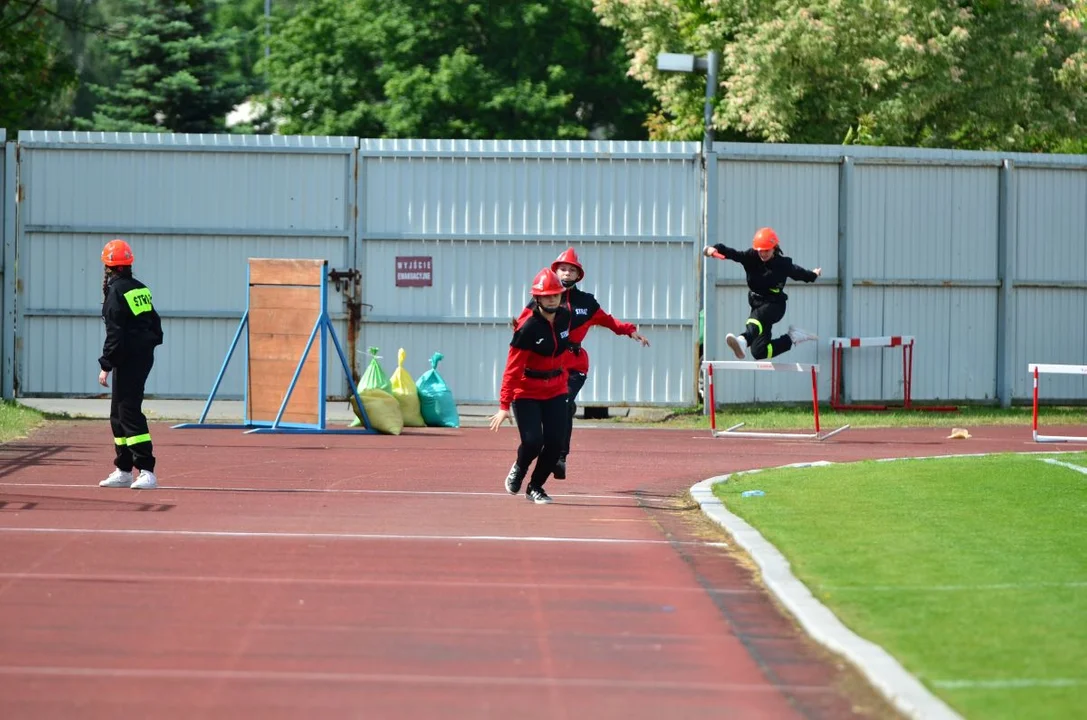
<box><xmin>706</xmin><ymin>145</ymin><xmax>1087</xmax><ymax>406</ymax></box>
<box><xmin>355</xmin><ymin>140</ymin><xmax>700</xmax><ymax>405</ymax></box>
<box><xmin>1</xmin><ymin>132</ymin><xmax>1084</xmax><ymax>406</ymax></box>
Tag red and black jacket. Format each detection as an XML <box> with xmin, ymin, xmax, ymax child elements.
<box><xmin>517</xmin><ymin>286</ymin><xmax>637</xmax><ymax>375</ymax></box>
<box><xmin>499</xmin><ymin>304</ymin><xmax>572</xmax><ymax>411</ymax></box>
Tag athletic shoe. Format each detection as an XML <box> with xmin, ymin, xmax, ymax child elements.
<box><xmin>787</xmin><ymin>325</ymin><xmax>819</xmax><ymax>345</ymax></box>
<box><xmin>131</xmin><ymin>470</ymin><xmax>157</xmax><ymax>490</ymax></box>
<box><xmin>726</xmin><ymin>333</ymin><xmax>748</xmax><ymax>359</ymax></box>
<box><xmin>99</xmin><ymin>469</ymin><xmax>134</xmax><ymax>488</ymax></box>
<box><xmin>526</xmin><ymin>486</ymin><xmax>553</xmax><ymax>504</ymax></box>
<box><xmin>552</xmin><ymin>457</ymin><xmax>566</xmax><ymax>480</ymax></box>
<box><xmin>504</xmin><ymin>463</ymin><xmax>526</xmax><ymax>495</ymax></box>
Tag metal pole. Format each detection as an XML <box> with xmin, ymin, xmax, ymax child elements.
<box><xmin>836</xmin><ymin>156</ymin><xmax>854</xmax><ymax>404</ymax></box>
<box><xmin>264</xmin><ymin>0</ymin><xmax>271</xmax><ymax>91</ymax></box>
<box><xmin>996</xmin><ymin>159</ymin><xmax>1016</xmax><ymax>408</ymax></box>
<box><xmin>699</xmin><ymin>51</ymin><xmax>719</xmax><ymax>413</ymax></box>
<box><xmin>702</xmin><ymin>51</ymin><xmax>719</xmax><ymax>157</ymax></box>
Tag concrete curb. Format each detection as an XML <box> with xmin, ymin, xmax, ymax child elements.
<box><xmin>690</xmin><ymin>462</ymin><xmax>964</xmax><ymax>720</ymax></box>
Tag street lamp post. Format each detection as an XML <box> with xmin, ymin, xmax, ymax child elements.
<box><xmin>656</xmin><ymin>51</ymin><xmax>719</xmax><ymax>156</ymax></box>
<box><xmin>657</xmin><ymin>51</ymin><xmax>720</xmax><ymax>412</ymax></box>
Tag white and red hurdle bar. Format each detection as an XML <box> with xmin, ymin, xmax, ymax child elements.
<box><xmin>1030</xmin><ymin>363</ymin><xmax>1087</xmax><ymax>443</ymax></box>
<box><xmin>829</xmin><ymin>335</ymin><xmax>956</xmax><ymax>412</ymax></box>
<box><xmin>702</xmin><ymin>360</ymin><xmax>850</xmax><ymax>441</ymax></box>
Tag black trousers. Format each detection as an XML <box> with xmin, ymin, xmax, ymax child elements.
<box><xmin>111</xmin><ymin>353</ymin><xmax>156</xmax><ymax>473</ymax></box>
<box><xmin>511</xmin><ymin>394</ymin><xmax>567</xmax><ymax>489</ymax></box>
<box><xmin>742</xmin><ymin>301</ymin><xmax>793</xmax><ymax>360</ymax></box>
<box><xmin>561</xmin><ymin>370</ymin><xmax>588</xmax><ymax>458</ymax></box>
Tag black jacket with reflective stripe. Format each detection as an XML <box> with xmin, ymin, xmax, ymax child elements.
<box><xmin>712</xmin><ymin>244</ymin><xmax>818</xmax><ymax>304</ymax></box>
<box><xmin>99</xmin><ymin>275</ymin><xmax>164</xmax><ymax>371</ymax></box>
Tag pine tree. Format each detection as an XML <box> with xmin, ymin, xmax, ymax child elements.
<box><xmin>79</xmin><ymin>0</ymin><xmax>244</xmax><ymax>133</ymax></box>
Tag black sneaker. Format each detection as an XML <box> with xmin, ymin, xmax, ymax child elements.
<box><xmin>552</xmin><ymin>457</ymin><xmax>566</xmax><ymax>480</ymax></box>
<box><xmin>526</xmin><ymin>486</ymin><xmax>552</xmax><ymax>504</ymax></box>
<box><xmin>504</xmin><ymin>463</ymin><xmax>526</xmax><ymax>495</ymax></box>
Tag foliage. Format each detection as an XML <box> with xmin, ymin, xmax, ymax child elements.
<box><xmin>0</xmin><ymin>0</ymin><xmax>78</xmax><ymax>132</ymax></box>
<box><xmin>262</xmin><ymin>0</ymin><xmax>653</xmax><ymax>139</ymax></box>
<box><xmin>594</xmin><ymin>0</ymin><xmax>1087</xmax><ymax>151</ymax></box>
<box><xmin>77</xmin><ymin>0</ymin><xmax>245</xmax><ymax>133</ymax></box>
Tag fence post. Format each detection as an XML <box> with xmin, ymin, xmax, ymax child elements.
<box><xmin>836</xmin><ymin>155</ymin><xmax>854</xmax><ymax>404</ymax></box>
<box><xmin>701</xmin><ymin>149</ymin><xmax>718</xmax><ymax>412</ymax></box>
<box><xmin>2</xmin><ymin>137</ymin><xmax>16</xmax><ymax>400</ymax></box>
<box><xmin>996</xmin><ymin>159</ymin><xmax>1017</xmax><ymax>408</ymax></box>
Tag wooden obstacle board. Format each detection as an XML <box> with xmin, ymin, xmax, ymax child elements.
<box><xmin>246</xmin><ymin>258</ymin><xmax>324</xmax><ymax>425</ymax></box>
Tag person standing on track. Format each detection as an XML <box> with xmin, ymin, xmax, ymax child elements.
<box><xmin>489</xmin><ymin>268</ymin><xmax>572</xmax><ymax>505</ymax></box>
<box><xmin>704</xmin><ymin>227</ymin><xmax>820</xmax><ymax>361</ymax></box>
<box><xmin>97</xmin><ymin>239</ymin><xmax>164</xmax><ymax>490</ymax></box>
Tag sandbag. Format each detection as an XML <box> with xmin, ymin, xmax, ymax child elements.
<box><xmin>351</xmin><ymin>388</ymin><xmax>403</xmax><ymax>436</ymax></box>
<box><xmin>350</xmin><ymin>347</ymin><xmax>401</xmax><ymax>430</ymax></box>
<box><xmin>416</xmin><ymin>352</ymin><xmax>460</xmax><ymax>428</ymax></box>
<box><xmin>390</xmin><ymin>348</ymin><xmax>426</xmax><ymax>427</ymax></box>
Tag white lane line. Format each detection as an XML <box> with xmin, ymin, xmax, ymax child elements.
<box><xmin>0</xmin><ymin>482</ymin><xmax>665</xmax><ymax>502</ymax></box>
<box><xmin>0</xmin><ymin>526</ymin><xmax>727</xmax><ymax>548</ymax></box>
<box><xmin>932</xmin><ymin>678</ymin><xmax>1085</xmax><ymax>690</ymax></box>
<box><xmin>0</xmin><ymin>665</ymin><xmax>834</xmax><ymax>693</ymax></box>
<box><xmin>1041</xmin><ymin>458</ymin><xmax>1087</xmax><ymax>475</ymax></box>
<box><xmin>0</xmin><ymin>571</ymin><xmax>751</xmax><ymax>594</ymax></box>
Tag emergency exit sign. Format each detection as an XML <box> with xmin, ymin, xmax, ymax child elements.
<box><xmin>395</xmin><ymin>256</ymin><xmax>433</xmax><ymax>287</ymax></box>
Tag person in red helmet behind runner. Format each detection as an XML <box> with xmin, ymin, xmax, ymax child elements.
<box><xmin>97</xmin><ymin>239</ymin><xmax>164</xmax><ymax>490</ymax></box>
<box><xmin>517</xmin><ymin>247</ymin><xmax>650</xmax><ymax>481</ymax></box>
<box><xmin>489</xmin><ymin>268</ymin><xmax>572</xmax><ymax>505</ymax></box>
<box><xmin>704</xmin><ymin>227</ymin><xmax>821</xmax><ymax>361</ymax></box>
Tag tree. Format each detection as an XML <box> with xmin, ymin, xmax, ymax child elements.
<box><xmin>262</xmin><ymin>0</ymin><xmax>652</xmax><ymax>139</ymax></box>
<box><xmin>0</xmin><ymin>0</ymin><xmax>78</xmax><ymax>132</ymax></box>
<box><xmin>594</xmin><ymin>0</ymin><xmax>1087</xmax><ymax>152</ymax></box>
<box><xmin>79</xmin><ymin>0</ymin><xmax>245</xmax><ymax>133</ymax></box>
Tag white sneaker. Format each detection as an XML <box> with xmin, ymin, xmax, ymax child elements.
<box><xmin>100</xmin><ymin>469</ymin><xmax>134</xmax><ymax>488</ymax></box>
<box><xmin>726</xmin><ymin>333</ymin><xmax>748</xmax><ymax>359</ymax></box>
<box><xmin>131</xmin><ymin>470</ymin><xmax>158</xmax><ymax>490</ymax></box>
<box><xmin>788</xmin><ymin>325</ymin><xmax>819</xmax><ymax>345</ymax></box>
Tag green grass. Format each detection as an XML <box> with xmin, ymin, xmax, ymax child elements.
<box><xmin>628</xmin><ymin>404</ymin><xmax>1087</xmax><ymax>430</ymax></box>
<box><xmin>715</xmin><ymin>452</ymin><xmax>1087</xmax><ymax>720</ymax></box>
<box><xmin>0</xmin><ymin>401</ymin><xmax>50</xmax><ymax>443</ymax></box>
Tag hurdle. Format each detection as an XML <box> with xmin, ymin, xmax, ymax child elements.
<box><xmin>173</xmin><ymin>258</ymin><xmax>375</xmax><ymax>434</ymax></box>
<box><xmin>829</xmin><ymin>335</ymin><xmax>956</xmax><ymax>412</ymax></box>
<box><xmin>702</xmin><ymin>360</ymin><xmax>850</xmax><ymax>441</ymax></box>
<box><xmin>1030</xmin><ymin>363</ymin><xmax>1087</xmax><ymax>443</ymax></box>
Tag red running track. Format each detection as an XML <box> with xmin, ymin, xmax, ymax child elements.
<box><xmin>0</xmin><ymin>421</ymin><xmax>1077</xmax><ymax>719</ymax></box>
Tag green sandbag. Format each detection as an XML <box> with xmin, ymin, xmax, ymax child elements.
<box><xmin>416</xmin><ymin>352</ymin><xmax>460</xmax><ymax>428</ymax></box>
<box><xmin>350</xmin><ymin>347</ymin><xmax>401</xmax><ymax>429</ymax></box>
<box><xmin>390</xmin><ymin>348</ymin><xmax>426</xmax><ymax>427</ymax></box>
<box><xmin>352</xmin><ymin>388</ymin><xmax>403</xmax><ymax>435</ymax></box>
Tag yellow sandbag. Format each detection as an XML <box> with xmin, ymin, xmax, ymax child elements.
<box><xmin>390</xmin><ymin>348</ymin><xmax>426</xmax><ymax>427</ymax></box>
<box><xmin>352</xmin><ymin>388</ymin><xmax>403</xmax><ymax>435</ymax></box>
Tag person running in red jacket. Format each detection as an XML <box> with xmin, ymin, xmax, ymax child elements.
<box><xmin>518</xmin><ymin>248</ymin><xmax>649</xmax><ymax>480</ymax></box>
<box><xmin>489</xmin><ymin>268</ymin><xmax>572</xmax><ymax>504</ymax></box>
<box><xmin>704</xmin><ymin>227</ymin><xmax>820</xmax><ymax>361</ymax></box>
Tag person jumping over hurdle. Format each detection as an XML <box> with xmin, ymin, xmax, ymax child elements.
<box><xmin>703</xmin><ymin>227</ymin><xmax>820</xmax><ymax>360</ymax></box>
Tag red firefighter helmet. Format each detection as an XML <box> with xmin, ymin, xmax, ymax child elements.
<box><xmin>530</xmin><ymin>268</ymin><xmax>565</xmax><ymax>297</ymax></box>
<box><xmin>101</xmin><ymin>239</ymin><xmax>134</xmax><ymax>267</ymax></box>
<box><xmin>752</xmin><ymin>227</ymin><xmax>779</xmax><ymax>251</ymax></box>
<box><xmin>550</xmin><ymin>247</ymin><xmax>585</xmax><ymax>281</ymax></box>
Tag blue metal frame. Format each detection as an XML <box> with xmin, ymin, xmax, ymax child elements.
<box><xmin>173</xmin><ymin>261</ymin><xmax>374</xmax><ymax>434</ymax></box>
